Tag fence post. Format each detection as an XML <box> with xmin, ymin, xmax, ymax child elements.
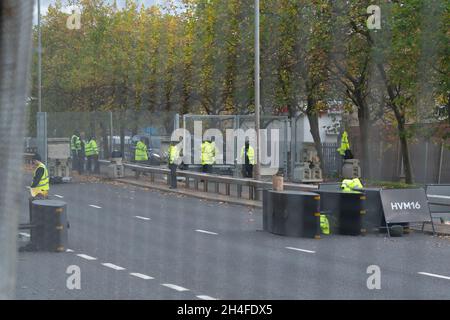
<box><xmin>109</xmin><ymin>111</ymin><xmax>113</xmax><ymax>155</ymax></box>
<box><xmin>438</xmin><ymin>141</ymin><xmax>444</xmax><ymax>184</ymax></box>
<box><xmin>36</xmin><ymin>112</ymin><xmax>47</xmax><ymax>165</ymax></box>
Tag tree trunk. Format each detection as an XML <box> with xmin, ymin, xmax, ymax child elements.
<box><xmin>120</xmin><ymin>123</ymin><xmax>125</xmax><ymax>157</ymax></box>
<box><xmin>447</xmin><ymin>92</ymin><xmax>450</xmax><ymax>126</ymax></box>
<box><xmin>397</xmin><ymin>120</ymin><xmax>414</xmax><ymax>184</ymax></box>
<box><xmin>100</xmin><ymin>122</ymin><xmax>109</xmax><ymax>159</ymax></box>
<box><xmin>356</xmin><ymin>98</ymin><xmax>371</xmax><ymax>179</ymax></box>
<box><xmin>306</xmin><ymin>97</ymin><xmax>324</xmax><ymax>171</ymax></box>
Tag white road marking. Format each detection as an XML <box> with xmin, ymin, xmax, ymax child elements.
<box><xmin>66</xmin><ymin>249</ymin><xmax>74</xmax><ymax>252</ymax></box>
<box><xmin>134</xmin><ymin>216</ymin><xmax>151</xmax><ymax>221</ymax></box>
<box><xmin>197</xmin><ymin>295</ymin><xmax>217</xmax><ymax>300</ymax></box>
<box><xmin>76</xmin><ymin>254</ymin><xmax>97</xmax><ymax>260</ymax></box>
<box><xmin>102</xmin><ymin>263</ymin><xmax>125</xmax><ymax>271</ymax></box>
<box><xmin>19</xmin><ymin>232</ymin><xmax>30</xmax><ymax>238</ymax></box>
<box><xmin>161</xmin><ymin>283</ymin><xmax>190</xmax><ymax>292</ymax></box>
<box><xmin>195</xmin><ymin>229</ymin><xmax>218</xmax><ymax>235</ymax></box>
<box><xmin>285</xmin><ymin>246</ymin><xmax>316</xmax><ymax>254</ymax></box>
<box><xmin>418</xmin><ymin>272</ymin><xmax>450</xmax><ymax>280</ymax></box>
<box><xmin>89</xmin><ymin>205</ymin><xmax>102</xmax><ymax>209</ymax></box>
<box><xmin>130</xmin><ymin>273</ymin><xmax>154</xmax><ymax>280</ymax></box>
<box><xmin>428</xmin><ymin>194</ymin><xmax>450</xmax><ymax>200</ymax></box>
<box><xmin>54</xmin><ymin>194</ymin><xmax>64</xmax><ymax>198</ymax></box>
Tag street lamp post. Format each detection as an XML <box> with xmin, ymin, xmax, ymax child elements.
<box><xmin>37</xmin><ymin>0</ymin><xmax>42</xmax><ymax>113</ymax></box>
<box><xmin>254</xmin><ymin>0</ymin><xmax>261</xmax><ymax>181</ymax></box>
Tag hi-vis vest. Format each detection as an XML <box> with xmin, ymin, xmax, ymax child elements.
<box><xmin>168</xmin><ymin>145</ymin><xmax>179</xmax><ymax>164</ymax></box>
<box><xmin>320</xmin><ymin>214</ymin><xmax>330</xmax><ymax>235</ymax></box>
<box><xmin>71</xmin><ymin>135</ymin><xmax>81</xmax><ymax>151</ymax></box>
<box><xmin>34</xmin><ymin>162</ymin><xmax>49</xmax><ymax>193</ymax></box>
<box><xmin>85</xmin><ymin>139</ymin><xmax>99</xmax><ymax>156</ymax></box>
<box><xmin>135</xmin><ymin>141</ymin><xmax>148</xmax><ymax>161</ymax></box>
<box><xmin>337</xmin><ymin>131</ymin><xmax>350</xmax><ymax>156</ymax></box>
<box><xmin>241</xmin><ymin>146</ymin><xmax>256</xmax><ymax>165</ymax></box>
<box><xmin>341</xmin><ymin>178</ymin><xmax>363</xmax><ymax>193</ymax></box>
<box><xmin>201</xmin><ymin>141</ymin><xmax>214</xmax><ymax>165</ymax></box>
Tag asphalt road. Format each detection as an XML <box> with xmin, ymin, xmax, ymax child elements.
<box><xmin>15</xmin><ymin>179</ymin><xmax>450</xmax><ymax>299</ymax></box>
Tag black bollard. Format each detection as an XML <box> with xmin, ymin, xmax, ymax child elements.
<box><xmin>30</xmin><ymin>200</ymin><xmax>69</xmax><ymax>252</ymax></box>
<box><xmin>263</xmin><ymin>190</ymin><xmax>321</xmax><ymax>238</ymax></box>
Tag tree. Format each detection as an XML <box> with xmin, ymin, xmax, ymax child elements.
<box><xmin>370</xmin><ymin>1</ymin><xmax>424</xmax><ymax>184</ymax></box>
<box><xmin>329</xmin><ymin>0</ymin><xmax>375</xmax><ymax>179</ymax></box>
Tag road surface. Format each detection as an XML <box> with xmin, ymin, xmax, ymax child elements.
<box><xmin>15</xmin><ymin>179</ymin><xmax>450</xmax><ymax>299</ymax></box>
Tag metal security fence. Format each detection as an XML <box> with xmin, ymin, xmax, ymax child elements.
<box><xmin>111</xmin><ymin>110</ymin><xmax>178</xmax><ymax>162</ymax></box>
<box><xmin>182</xmin><ymin>114</ymin><xmax>289</xmax><ymax>175</ymax></box>
<box><xmin>37</xmin><ymin>111</ymin><xmax>179</xmax><ymax>164</ymax></box>
<box><xmin>321</xmin><ymin>143</ymin><xmax>341</xmax><ymax>178</ymax></box>
<box><xmin>47</xmin><ymin>111</ymin><xmax>113</xmax><ymax>159</ymax></box>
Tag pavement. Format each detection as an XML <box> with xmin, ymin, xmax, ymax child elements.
<box><xmin>14</xmin><ymin>176</ymin><xmax>450</xmax><ymax>299</ymax></box>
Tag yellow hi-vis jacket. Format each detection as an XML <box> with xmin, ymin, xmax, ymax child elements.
<box><xmin>201</xmin><ymin>141</ymin><xmax>214</xmax><ymax>165</ymax></box>
<box><xmin>168</xmin><ymin>145</ymin><xmax>179</xmax><ymax>164</ymax></box>
<box><xmin>320</xmin><ymin>215</ymin><xmax>330</xmax><ymax>235</ymax></box>
<box><xmin>71</xmin><ymin>135</ymin><xmax>81</xmax><ymax>151</ymax></box>
<box><xmin>240</xmin><ymin>146</ymin><xmax>256</xmax><ymax>165</ymax></box>
<box><xmin>85</xmin><ymin>139</ymin><xmax>99</xmax><ymax>156</ymax></box>
<box><xmin>33</xmin><ymin>162</ymin><xmax>49</xmax><ymax>194</ymax></box>
<box><xmin>337</xmin><ymin>131</ymin><xmax>350</xmax><ymax>156</ymax></box>
<box><xmin>135</xmin><ymin>141</ymin><xmax>148</xmax><ymax>161</ymax></box>
<box><xmin>341</xmin><ymin>178</ymin><xmax>363</xmax><ymax>193</ymax></box>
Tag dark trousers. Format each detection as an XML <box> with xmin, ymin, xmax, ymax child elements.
<box><xmin>202</xmin><ymin>164</ymin><xmax>212</xmax><ymax>174</ymax></box>
<box><xmin>71</xmin><ymin>150</ymin><xmax>78</xmax><ymax>172</ymax></box>
<box><xmin>243</xmin><ymin>164</ymin><xmax>253</xmax><ymax>178</ymax></box>
<box><xmin>169</xmin><ymin>163</ymin><xmax>177</xmax><ymax>189</ymax></box>
<box><xmin>78</xmin><ymin>154</ymin><xmax>85</xmax><ymax>175</ymax></box>
<box><xmin>87</xmin><ymin>155</ymin><xmax>99</xmax><ymax>174</ymax></box>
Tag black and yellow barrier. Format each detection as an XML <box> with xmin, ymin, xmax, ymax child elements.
<box><xmin>25</xmin><ymin>200</ymin><xmax>69</xmax><ymax>252</ymax></box>
<box><xmin>317</xmin><ymin>190</ymin><xmax>366</xmax><ymax>236</ymax></box>
<box><xmin>263</xmin><ymin>190</ymin><xmax>321</xmax><ymax>238</ymax></box>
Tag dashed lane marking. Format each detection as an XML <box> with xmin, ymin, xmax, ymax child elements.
<box><xmin>130</xmin><ymin>273</ymin><xmax>154</xmax><ymax>280</ymax></box>
<box><xmin>102</xmin><ymin>263</ymin><xmax>126</xmax><ymax>271</ymax></box>
<box><xmin>134</xmin><ymin>216</ymin><xmax>151</xmax><ymax>221</ymax></box>
<box><xmin>54</xmin><ymin>194</ymin><xmax>64</xmax><ymax>198</ymax></box>
<box><xmin>161</xmin><ymin>284</ymin><xmax>190</xmax><ymax>292</ymax></box>
<box><xmin>76</xmin><ymin>254</ymin><xmax>97</xmax><ymax>260</ymax></box>
<box><xmin>89</xmin><ymin>205</ymin><xmax>102</xmax><ymax>209</ymax></box>
<box><xmin>285</xmin><ymin>246</ymin><xmax>316</xmax><ymax>254</ymax></box>
<box><xmin>197</xmin><ymin>295</ymin><xmax>217</xmax><ymax>300</ymax></box>
<box><xmin>418</xmin><ymin>272</ymin><xmax>450</xmax><ymax>281</ymax></box>
<box><xmin>195</xmin><ymin>229</ymin><xmax>218</xmax><ymax>235</ymax></box>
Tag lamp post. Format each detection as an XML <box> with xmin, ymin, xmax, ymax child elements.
<box><xmin>37</xmin><ymin>0</ymin><xmax>42</xmax><ymax>113</ymax></box>
<box><xmin>254</xmin><ymin>0</ymin><xmax>261</xmax><ymax>181</ymax></box>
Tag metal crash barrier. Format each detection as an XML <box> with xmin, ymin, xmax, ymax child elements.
<box><xmin>98</xmin><ymin>160</ymin><xmax>316</xmax><ymax>201</ymax></box>
<box><xmin>426</xmin><ymin>184</ymin><xmax>450</xmax><ymax>224</ymax></box>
